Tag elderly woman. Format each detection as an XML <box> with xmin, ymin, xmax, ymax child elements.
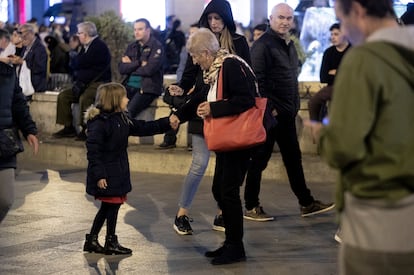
<box><xmin>172</xmin><ymin>28</ymin><xmax>257</xmax><ymax>265</ymax></box>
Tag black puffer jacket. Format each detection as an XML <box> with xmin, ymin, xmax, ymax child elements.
<box><xmin>250</xmin><ymin>28</ymin><xmax>300</xmax><ymax>117</ymax></box>
<box><xmin>0</xmin><ymin>62</ymin><xmax>37</xmax><ymax>169</ymax></box>
<box><xmin>85</xmin><ymin>107</ymin><xmax>171</xmax><ymax>197</ymax></box>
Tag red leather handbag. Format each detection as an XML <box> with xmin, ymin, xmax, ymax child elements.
<box><xmin>203</xmin><ymin>68</ymin><xmax>267</xmax><ymax>152</ymax></box>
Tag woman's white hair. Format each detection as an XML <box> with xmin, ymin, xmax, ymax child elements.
<box><xmin>186</xmin><ymin>27</ymin><xmax>219</xmax><ymax>55</ymax></box>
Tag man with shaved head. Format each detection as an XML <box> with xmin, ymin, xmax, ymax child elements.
<box><xmin>245</xmin><ymin>3</ymin><xmax>334</xmax><ymax>221</ymax></box>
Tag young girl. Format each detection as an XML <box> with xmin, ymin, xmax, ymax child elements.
<box><xmin>83</xmin><ymin>82</ymin><xmax>175</xmax><ymax>255</ymax></box>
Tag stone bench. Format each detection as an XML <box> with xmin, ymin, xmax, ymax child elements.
<box><xmin>29</xmin><ymin>81</ymin><xmax>324</xmax><ymax>154</ymax></box>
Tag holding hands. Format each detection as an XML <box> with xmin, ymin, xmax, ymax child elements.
<box><xmin>169</xmin><ymin>114</ymin><xmax>180</xmax><ymax>130</ymax></box>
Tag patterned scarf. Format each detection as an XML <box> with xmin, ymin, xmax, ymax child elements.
<box><xmin>203</xmin><ymin>49</ymin><xmax>229</xmax><ymax>85</ymax></box>
<box><xmin>202</xmin><ymin>49</ymin><xmax>260</xmax><ymax>97</ymax></box>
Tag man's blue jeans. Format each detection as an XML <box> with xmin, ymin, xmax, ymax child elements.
<box><xmin>127</xmin><ymin>88</ymin><xmax>158</xmax><ymax>119</ymax></box>
<box><xmin>178</xmin><ymin>134</ymin><xmax>210</xmax><ymax>209</ymax></box>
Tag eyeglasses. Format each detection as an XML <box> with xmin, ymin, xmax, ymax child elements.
<box><xmin>17</xmin><ymin>30</ymin><xmax>29</xmax><ymax>35</ymax></box>
<box><xmin>76</xmin><ymin>32</ymin><xmax>85</xmax><ymax>35</ymax></box>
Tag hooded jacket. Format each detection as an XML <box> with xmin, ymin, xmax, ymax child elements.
<box><xmin>198</xmin><ymin>0</ymin><xmax>250</xmax><ymax>64</ymax></box>
<box><xmin>85</xmin><ymin>107</ymin><xmax>171</xmax><ymax>197</ymax></box>
<box><xmin>199</xmin><ymin>0</ymin><xmax>236</xmax><ymax>33</ymax></box>
<box><xmin>319</xmin><ymin>26</ymin><xmax>414</xmax><ymax>211</ymax></box>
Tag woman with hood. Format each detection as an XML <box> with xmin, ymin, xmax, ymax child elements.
<box><xmin>169</xmin><ymin>0</ymin><xmax>252</xmax><ymax>236</ymax></box>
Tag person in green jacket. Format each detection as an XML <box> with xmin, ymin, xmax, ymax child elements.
<box><xmin>306</xmin><ymin>0</ymin><xmax>414</xmax><ymax>274</ymax></box>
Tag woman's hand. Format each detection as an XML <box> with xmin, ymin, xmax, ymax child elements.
<box><xmin>197</xmin><ymin>101</ymin><xmax>211</xmax><ymax>119</ymax></box>
<box><xmin>168</xmin><ymin>85</ymin><xmax>184</xmax><ymax>96</ymax></box>
<box><xmin>97</xmin><ymin>179</ymin><xmax>107</xmax><ymax>189</ymax></box>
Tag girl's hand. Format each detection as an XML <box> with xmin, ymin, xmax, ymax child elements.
<box><xmin>97</xmin><ymin>179</ymin><xmax>107</xmax><ymax>189</ymax></box>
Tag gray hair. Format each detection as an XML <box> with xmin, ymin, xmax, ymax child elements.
<box><xmin>186</xmin><ymin>28</ymin><xmax>219</xmax><ymax>55</ymax></box>
<box><xmin>19</xmin><ymin>23</ymin><xmax>35</xmax><ymax>34</ymax></box>
<box><xmin>0</xmin><ymin>28</ymin><xmax>10</xmax><ymax>40</ymax></box>
<box><xmin>77</xmin><ymin>21</ymin><xmax>98</xmax><ymax>37</ymax></box>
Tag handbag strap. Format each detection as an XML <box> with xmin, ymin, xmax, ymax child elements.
<box><xmin>217</xmin><ymin>68</ymin><xmax>224</xmax><ymax>100</ymax></box>
<box><xmin>216</xmin><ymin>58</ymin><xmax>260</xmax><ymax>100</ymax></box>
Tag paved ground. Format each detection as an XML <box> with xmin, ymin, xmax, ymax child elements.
<box><xmin>0</xmin><ymin>160</ymin><xmax>339</xmax><ymax>275</ymax></box>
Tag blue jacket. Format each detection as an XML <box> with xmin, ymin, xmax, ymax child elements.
<box><xmin>118</xmin><ymin>36</ymin><xmax>164</xmax><ymax>96</ymax></box>
<box><xmin>0</xmin><ymin>62</ymin><xmax>38</xmax><ymax>169</ymax></box>
<box><xmin>85</xmin><ymin>107</ymin><xmax>171</xmax><ymax>197</ymax></box>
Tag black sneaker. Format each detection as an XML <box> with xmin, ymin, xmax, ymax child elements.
<box><xmin>173</xmin><ymin>215</ymin><xmax>193</xmax><ymax>235</ymax></box>
<box><xmin>243</xmin><ymin>206</ymin><xmax>274</xmax><ymax>221</ymax></box>
<box><xmin>213</xmin><ymin>214</ymin><xmax>225</xmax><ymax>232</ymax></box>
<box><xmin>300</xmin><ymin>200</ymin><xmax>335</xmax><ymax>217</ymax></box>
<box><xmin>157</xmin><ymin>142</ymin><xmax>176</xmax><ymax>149</ymax></box>
<box><xmin>52</xmin><ymin>126</ymin><xmax>77</xmax><ymax>138</ymax></box>
<box><xmin>75</xmin><ymin>130</ymin><xmax>87</xmax><ymax>141</ymax></box>
<box><xmin>210</xmin><ymin>244</ymin><xmax>246</xmax><ymax>265</ymax></box>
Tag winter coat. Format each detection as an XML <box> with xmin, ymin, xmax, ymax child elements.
<box><xmin>85</xmin><ymin>107</ymin><xmax>171</xmax><ymax>197</ymax></box>
<box><xmin>0</xmin><ymin>62</ymin><xmax>37</xmax><ymax>169</ymax></box>
<box><xmin>250</xmin><ymin>28</ymin><xmax>300</xmax><ymax>117</ymax></box>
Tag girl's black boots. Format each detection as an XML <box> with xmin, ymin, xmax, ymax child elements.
<box><xmin>104</xmin><ymin>235</ymin><xmax>132</xmax><ymax>255</ymax></box>
<box><xmin>83</xmin><ymin>234</ymin><xmax>105</xmax><ymax>253</ymax></box>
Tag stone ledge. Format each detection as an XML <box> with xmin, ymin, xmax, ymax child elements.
<box><xmin>29</xmin><ymin>80</ymin><xmax>323</xmax><ymax>154</ymax></box>
<box><xmin>18</xmin><ymin>137</ymin><xmax>337</xmax><ymax>182</ymax></box>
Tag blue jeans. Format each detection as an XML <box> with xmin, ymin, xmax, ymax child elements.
<box><xmin>178</xmin><ymin>134</ymin><xmax>210</xmax><ymax>209</ymax></box>
<box><xmin>127</xmin><ymin>89</ymin><xmax>158</xmax><ymax>119</ymax></box>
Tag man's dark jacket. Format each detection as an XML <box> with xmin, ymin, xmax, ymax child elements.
<box><xmin>24</xmin><ymin>37</ymin><xmax>48</xmax><ymax>92</ymax></box>
<box><xmin>118</xmin><ymin>36</ymin><xmax>164</xmax><ymax>96</ymax></box>
<box><xmin>75</xmin><ymin>37</ymin><xmax>111</xmax><ymax>85</ymax></box>
<box><xmin>250</xmin><ymin>28</ymin><xmax>300</xmax><ymax>117</ymax></box>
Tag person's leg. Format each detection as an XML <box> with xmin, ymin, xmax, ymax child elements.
<box><xmin>174</xmin><ymin>135</ymin><xmax>211</xmax><ymax>235</ymax></box>
<box><xmin>308</xmin><ymin>85</ymin><xmax>333</xmax><ymax>122</ymax></box>
<box><xmin>159</xmin><ymin>128</ymin><xmax>178</xmax><ymax>148</ymax></box>
<box><xmin>275</xmin><ymin>115</ymin><xmax>314</xmax><ymax>207</ymax></box>
<box><xmin>105</xmin><ymin>202</ymin><xmax>121</xmax><ymax>236</ymax></box>
<box><xmin>55</xmin><ymin>87</ymin><xmax>74</xmax><ymax>127</ymax></box>
<box><xmin>178</xmin><ymin>134</ymin><xmax>210</xmax><ymax>211</ymax></box>
<box><xmin>0</xmin><ymin>168</ymin><xmax>15</xmax><ymax>223</ymax></box>
<box><xmin>84</xmin><ymin>201</ymin><xmax>107</xmax><ymax>253</ymax></box>
<box><xmin>127</xmin><ymin>92</ymin><xmax>158</xmax><ymax>119</ymax></box>
<box><xmin>244</xmin><ymin>127</ymin><xmax>276</xmax><ymax>210</ymax></box>
<box><xmin>89</xmin><ymin>202</ymin><xmax>108</xmax><ymax>235</ymax></box>
<box><xmin>104</xmin><ymin>202</ymin><xmax>132</xmax><ymax>255</ymax></box>
<box><xmin>220</xmin><ymin>150</ymin><xmax>249</xmax><ymax>246</ymax></box>
<box><xmin>79</xmin><ymin>83</ymin><xmax>99</xmax><ymax>126</ymax></box>
<box><xmin>209</xmin><ymin>150</ymin><xmax>249</xmax><ymax>265</ymax></box>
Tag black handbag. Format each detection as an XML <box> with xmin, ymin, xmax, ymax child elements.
<box><xmin>162</xmin><ymin>86</ymin><xmax>188</xmax><ymax>109</ymax></box>
<box><xmin>0</xmin><ymin>128</ymin><xmax>24</xmax><ymax>159</ymax></box>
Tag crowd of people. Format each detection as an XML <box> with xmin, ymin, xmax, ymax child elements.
<box><xmin>1</xmin><ymin>0</ymin><xmax>414</xmax><ymax>272</ymax></box>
